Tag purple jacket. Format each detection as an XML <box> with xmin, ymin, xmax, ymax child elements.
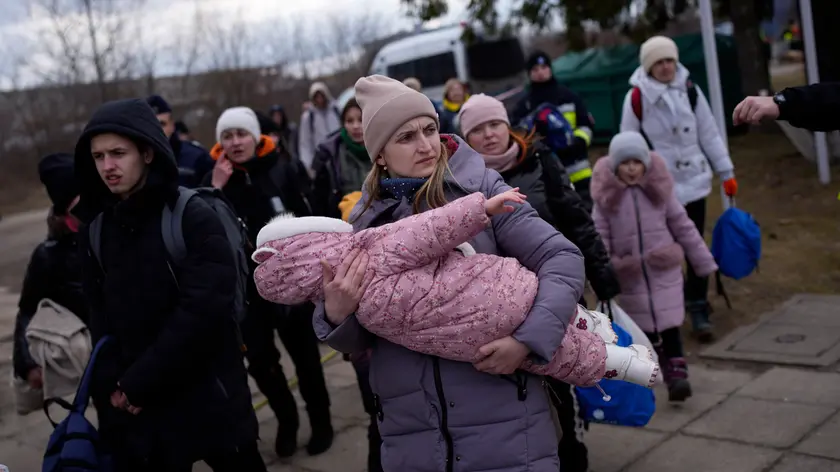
<box><xmin>590</xmin><ymin>152</ymin><xmax>718</xmax><ymax>333</ymax></box>
<box><xmin>313</xmin><ymin>135</ymin><xmax>585</xmax><ymax>471</ymax></box>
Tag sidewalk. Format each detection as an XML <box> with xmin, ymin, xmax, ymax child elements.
<box><xmin>2</xmin><ymin>288</ymin><xmax>840</xmax><ymax>471</ymax></box>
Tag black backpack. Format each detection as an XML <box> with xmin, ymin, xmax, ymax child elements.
<box><xmin>88</xmin><ymin>187</ymin><xmax>251</xmax><ymax>349</ymax></box>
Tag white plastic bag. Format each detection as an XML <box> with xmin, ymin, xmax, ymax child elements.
<box><xmin>596</xmin><ymin>300</ymin><xmax>663</xmax><ymax>385</ymax></box>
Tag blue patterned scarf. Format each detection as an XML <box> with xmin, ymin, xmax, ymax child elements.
<box><xmin>380</xmin><ymin>177</ymin><xmax>428</xmax><ymax>201</ymax></box>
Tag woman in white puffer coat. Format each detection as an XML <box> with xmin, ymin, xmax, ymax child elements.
<box><xmin>619</xmin><ymin>35</ymin><xmax>737</xmax><ymax>344</ymax></box>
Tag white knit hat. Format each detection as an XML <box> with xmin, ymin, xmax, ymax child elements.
<box><xmin>608</xmin><ymin>131</ymin><xmax>651</xmax><ymax>172</ymax></box>
<box><xmin>639</xmin><ymin>36</ymin><xmax>679</xmax><ymax>73</ymax></box>
<box><xmin>255</xmin><ymin>214</ymin><xmax>352</xmax><ymax>252</ymax></box>
<box><xmin>216</xmin><ymin>107</ymin><xmax>261</xmax><ymax>142</ymax></box>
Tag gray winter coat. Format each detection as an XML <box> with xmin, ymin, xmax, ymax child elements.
<box><xmin>312</xmin><ymin>135</ymin><xmax>585</xmax><ymax>472</ymax></box>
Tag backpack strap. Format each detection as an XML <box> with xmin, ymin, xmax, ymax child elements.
<box><xmin>88</xmin><ymin>213</ymin><xmax>104</xmax><ymax>271</ymax></box>
<box><xmin>308</xmin><ymin>109</ymin><xmax>315</xmax><ymax>137</ymax></box>
<box><xmin>161</xmin><ymin>187</ymin><xmax>197</xmax><ymax>268</ymax></box>
<box><xmin>630</xmin><ymin>87</ymin><xmax>655</xmax><ymax>151</ymax></box>
<box><xmin>631</xmin><ymin>87</ymin><xmax>642</xmax><ymax>121</ymax></box>
<box><xmin>686</xmin><ymin>80</ymin><xmax>698</xmax><ymax>110</ymax></box>
<box><xmin>715</xmin><ymin>271</ymin><xmax>733</xmax><ymax>309</ymax></box>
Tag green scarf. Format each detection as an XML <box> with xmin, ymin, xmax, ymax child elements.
<box><xmin>340</xmin><ymin>128</ymin><xmax>369</xmax><ymax>161</ymax></box>
<box><xmin>338</xmin><ymin>128</ymin><xmax>371</xmax><ymax>195</ymax></box>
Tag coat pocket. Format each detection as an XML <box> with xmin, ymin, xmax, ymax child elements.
<box><xmin>645</xmin><ymin>243</ymin><xmax>684</xmax><ymax>271</ymax></box>
<box><xmin>611</xmin><ymin>254</ymin><xmax>642</xmax><ymax>281</ymax></box>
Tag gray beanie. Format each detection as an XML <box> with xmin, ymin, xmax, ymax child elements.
<box><xmin>608</xmin><ymin>131</ymin><xmax>651</xmax><ymax>171</ymax></box>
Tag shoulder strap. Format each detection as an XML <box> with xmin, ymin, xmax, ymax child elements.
<box><xmin>88</xmin><ymin>213</ymin><xmax>104</xmax><ymax>270</ymax></box>
<box><xmin>308</xmin><ymin>109</ymin><xmax>315</xmax><ymax>136</ymax></box>
<box><xmin>686</xmin><ymin>80</ymin><xmax>698</xmax><ymax>111</ymax></box>
<box><xmin>631</xmin><ymin>87</ymin><xmax>642</xmax><ymax>120</ymax></box>
<box><xmin>73</xmin><ymin>335</ymin><xmax>112</xmax><ymax>411</ymax></box>
<box><xmin>630</xmin><ymin>87</ymin><xmax>654</xmax><ymax>151</ymax></box>
<box><xmin>161</xmin><ymin>187</ymin><xmax>197</xmax><ymax>267</ymax></box>
<box><xmin>333</xmin><ymin>104</ymin><xmax>341</xmax><ymax>120</ymax></box>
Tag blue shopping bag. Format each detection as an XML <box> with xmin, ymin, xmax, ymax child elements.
<box><xmin>575</xmin><ymin>323</ymin><xmax>656</xmax><ymax>427</ymax></box>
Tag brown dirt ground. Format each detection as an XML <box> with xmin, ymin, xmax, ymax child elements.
<box><xmin>587</xmin><ymin>131</ymin><xmax>840</xmax><ymax>356</ymax></box>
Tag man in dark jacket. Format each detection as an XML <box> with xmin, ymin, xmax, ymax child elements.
<box><xmin>73</xmin><ymin>98</ymin><xmax>264</xmax><ymax>471</ymax></box>
<box><xmin>13</xmin><ymin>153</ymin><xmax>86</xmax><ymax>391</ymax></box>
<box><xmin>206</xmin><ymin>106</ymin><xmax>334</xmax><ymax>458</ymax></box>
<box><xmin>269</xmin><ymin>104</ymin><xmax>299</xmax><ymax>159</ymax></box>
<box><xmin>734</xmin><ymin>82</ymin><xmax>840</xmax><ymax>131</ymax></box>
<box><xmin>146</xmin><ymin>95</ymin><xmax>215</xmax><ymax>188</ymax></box>
<box><xmin>511</xmin><ymin>50</ymin><xmax>595</xmax><ymax>210</ymax></box>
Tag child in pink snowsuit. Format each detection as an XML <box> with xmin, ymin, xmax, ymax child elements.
<box><xmin>253</xmin><ymin>190</ymin><xmax>659</xmax><ymax>388</ymax></box>
<box><xmin>591</xmin><ymin>131</ymin><xmax>719</xmax><ymax>402</ymax></box>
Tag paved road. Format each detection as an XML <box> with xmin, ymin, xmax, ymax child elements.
<box><xmin>0</xmin><ymin>208</ymin><xmax>49</xmax><ymax>291</ymax></box>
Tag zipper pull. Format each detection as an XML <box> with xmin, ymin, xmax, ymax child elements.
<box><xmin>594</xmin><ymin>382</ymin><xmax>612</xmax><ymax>402</ymax></box>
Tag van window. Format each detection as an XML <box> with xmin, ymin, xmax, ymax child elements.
<box><xmin>386</xmin><ymin>52</ymin><xmax>458</xmax><ymax>88</ymax></box>
<box><xmin>466</xmin><ymin>38</ymin><xmax>525</xmax><ymax>80</ymax></box>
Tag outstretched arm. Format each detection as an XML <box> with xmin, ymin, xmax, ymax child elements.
<box><xmin>365</xmin><ymin>192</ymin><xmax>490</xmax><ymax>274</ymax></box>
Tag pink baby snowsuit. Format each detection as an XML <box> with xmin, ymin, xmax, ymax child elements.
<box><xmin>253</xmin><ymin>192</ymin><xmax>607</xmax><ymax>386</ymax></box>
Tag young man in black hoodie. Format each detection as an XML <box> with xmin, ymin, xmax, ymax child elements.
<box><xmin>511</xmin><ymin>50</ymin><xmax>595</xmax><ymax>211</ymax></box>
<box><xmin>73</xmin><ymin>98</ymin><xmax>264</xmax><ymax>471</ymax></box>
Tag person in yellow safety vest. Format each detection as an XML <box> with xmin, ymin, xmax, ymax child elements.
<box><xmin>510</xmin><ymin>50</ymin><xmax>595</xmax><ymax>211</ymax></box>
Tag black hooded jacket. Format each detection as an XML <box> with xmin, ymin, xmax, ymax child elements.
<box><xmin>499</xmin><ymin>141</ymin><xmax>620</xmax><ymax>301</ymax></box>
<box><xmin>73</xmin><ymin>98</ymin><xmax>257</xmax><ymax>465</ymax></box>
<box><xmin>13</xmin><ymin>232</ymin><xmax>86</xmax><ymax>380</ymax></box>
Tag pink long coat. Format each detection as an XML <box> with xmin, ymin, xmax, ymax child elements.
<box><xmin>254</xmin><ymin>192</ymin><xmax>606</xmax><ymax>386</ymax></box>
<box><xmin>590</xmin><ymin>153</ymin><xmax>718</xmax><ymax>333</ymax></box>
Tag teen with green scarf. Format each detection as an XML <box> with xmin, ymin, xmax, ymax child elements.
<box><xmin>311</xmin><ymin>98</ymin><xmax>371</xmax><ymax>220</ymax></box>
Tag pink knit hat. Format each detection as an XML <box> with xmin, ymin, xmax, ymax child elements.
<box><xmin>457</xmin><ymin>94</ymin><xmax>510</xmax><ymax>137</ymax></box>
<box><xmin>354</xmin><ymin>75</ymin><xmax>440</xmax><ymax>160</ymax></box>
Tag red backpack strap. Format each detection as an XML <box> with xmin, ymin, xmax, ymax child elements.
<box><xmin>631</xmin><ymin>87</ymin><xmax>643</xmax><ymax>121</ymax></box>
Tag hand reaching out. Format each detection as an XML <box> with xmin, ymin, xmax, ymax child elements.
<box><xmin>485</xmin><ymin>188</ymin><xmax>527</xmax><ymax>216</ymax></box>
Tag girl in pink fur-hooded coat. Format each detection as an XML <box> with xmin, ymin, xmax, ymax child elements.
<box><xmin>252</xmin><ymin>190</ymin><xmax>660</xmax><ymax>389</ymax></box>
<box><xmin>590</xmin><ymin>131</ymin><xmax>718</xmax><ymax>402</ymax></box>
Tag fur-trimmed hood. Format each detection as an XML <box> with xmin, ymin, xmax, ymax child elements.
<box><xmin>590</xmin><ymin>151</ymin><xmax>674</xmax><ymax>212</ymax></box>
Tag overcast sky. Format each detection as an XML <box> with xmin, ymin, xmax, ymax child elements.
<box><xmin>0</xmin><ymin>0</ymin><xmax>475</xmax><ymax>87</ymax></box>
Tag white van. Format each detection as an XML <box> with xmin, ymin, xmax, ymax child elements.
<box><xmin>368</xmin><ymin>24</ymin><xmax>526</xmax><ymax>104</ymax></box>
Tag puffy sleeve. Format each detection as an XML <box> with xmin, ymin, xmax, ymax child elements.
<box><xmin>483</xmin><ymin>170</ymin><xmax>585</xmax><ymax>364</ymax></box>
<box><xmin>365</xmin><ymin>192</ymin><xmax>489</xmax><ymax>276</ymax></box>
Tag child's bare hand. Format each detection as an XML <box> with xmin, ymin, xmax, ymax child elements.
<box><xmin>485</xmin><ymin>188</ymin><xmax>527</xmax><ymax>216</ymax></box>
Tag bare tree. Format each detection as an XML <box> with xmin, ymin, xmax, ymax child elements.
<box><xmin>197</xmin><ymin>7</ymin><xmax>264</xmax><ymax>109</ymax></box>
<box><xmin>25</xmin><ymin>0</ymin><xmax>148</xmax><ymax>102</ymax></box>
<box><xmin>168</xmin><ymin>2</ymin><xmax>207</xmax><ymax>98</ymax></box>
<box><xmin>319</xmin><ymin>12</ymin><xmax>387</xmax><ymax>75</ymax></box>
<box><xmin>287</xmin><ymin>14</ymin><xmax>315</xmax><ymax>81</ymax></box>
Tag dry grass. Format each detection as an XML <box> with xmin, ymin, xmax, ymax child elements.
<box><xmin>692</xmin><ymin>132</ymin><xmax>840</xmax><ymax>347</ymax></box>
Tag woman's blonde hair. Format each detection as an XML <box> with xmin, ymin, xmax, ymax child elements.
<box><xmin>353</xmin><ymin>141</ymin><xmax>453</xmax><ymax>223</ymax></box>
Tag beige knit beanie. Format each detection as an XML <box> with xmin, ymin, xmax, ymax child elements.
<box><xmin>354</xmin><ymin>75</ymin><xmax>440</xmax><ymax>161</ymax></box>
<box><xmin>640</xmin><ymin>36</ymin><xmax>679</xmax><ymax>73</ymax></box>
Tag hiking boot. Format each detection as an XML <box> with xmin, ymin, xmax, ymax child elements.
<box><xmin>573</xmin><ymin>305</ymin><xmax>618</xmax><ymax>344</ymax></box>
<box><xmin>275</xmin><ymin>421</ymin><xmax>299</xmax><ymax>458</ymax></box>
<box><xmin>603</xmin><ymin>344</ymin><xmax>659</xmax><ymax>388</ymax></box>
<box><xmin>306</xmin><ymin>408</ymin><xmax>334</xmax><ymax>456</ymax></box>
<box><xmin>558</xmin><ymin>438</ymin><xmax>589</xmax><ymax>472</ymax></box>
<box><xmin>687</xmin><ymin>300</ymin><xmax>714</xmax><ymax>343</ymax></box>
<box><xmin>664</xmin><ymin>357</ymin><xmax>692</xmax><ymax>402</ymax></box>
